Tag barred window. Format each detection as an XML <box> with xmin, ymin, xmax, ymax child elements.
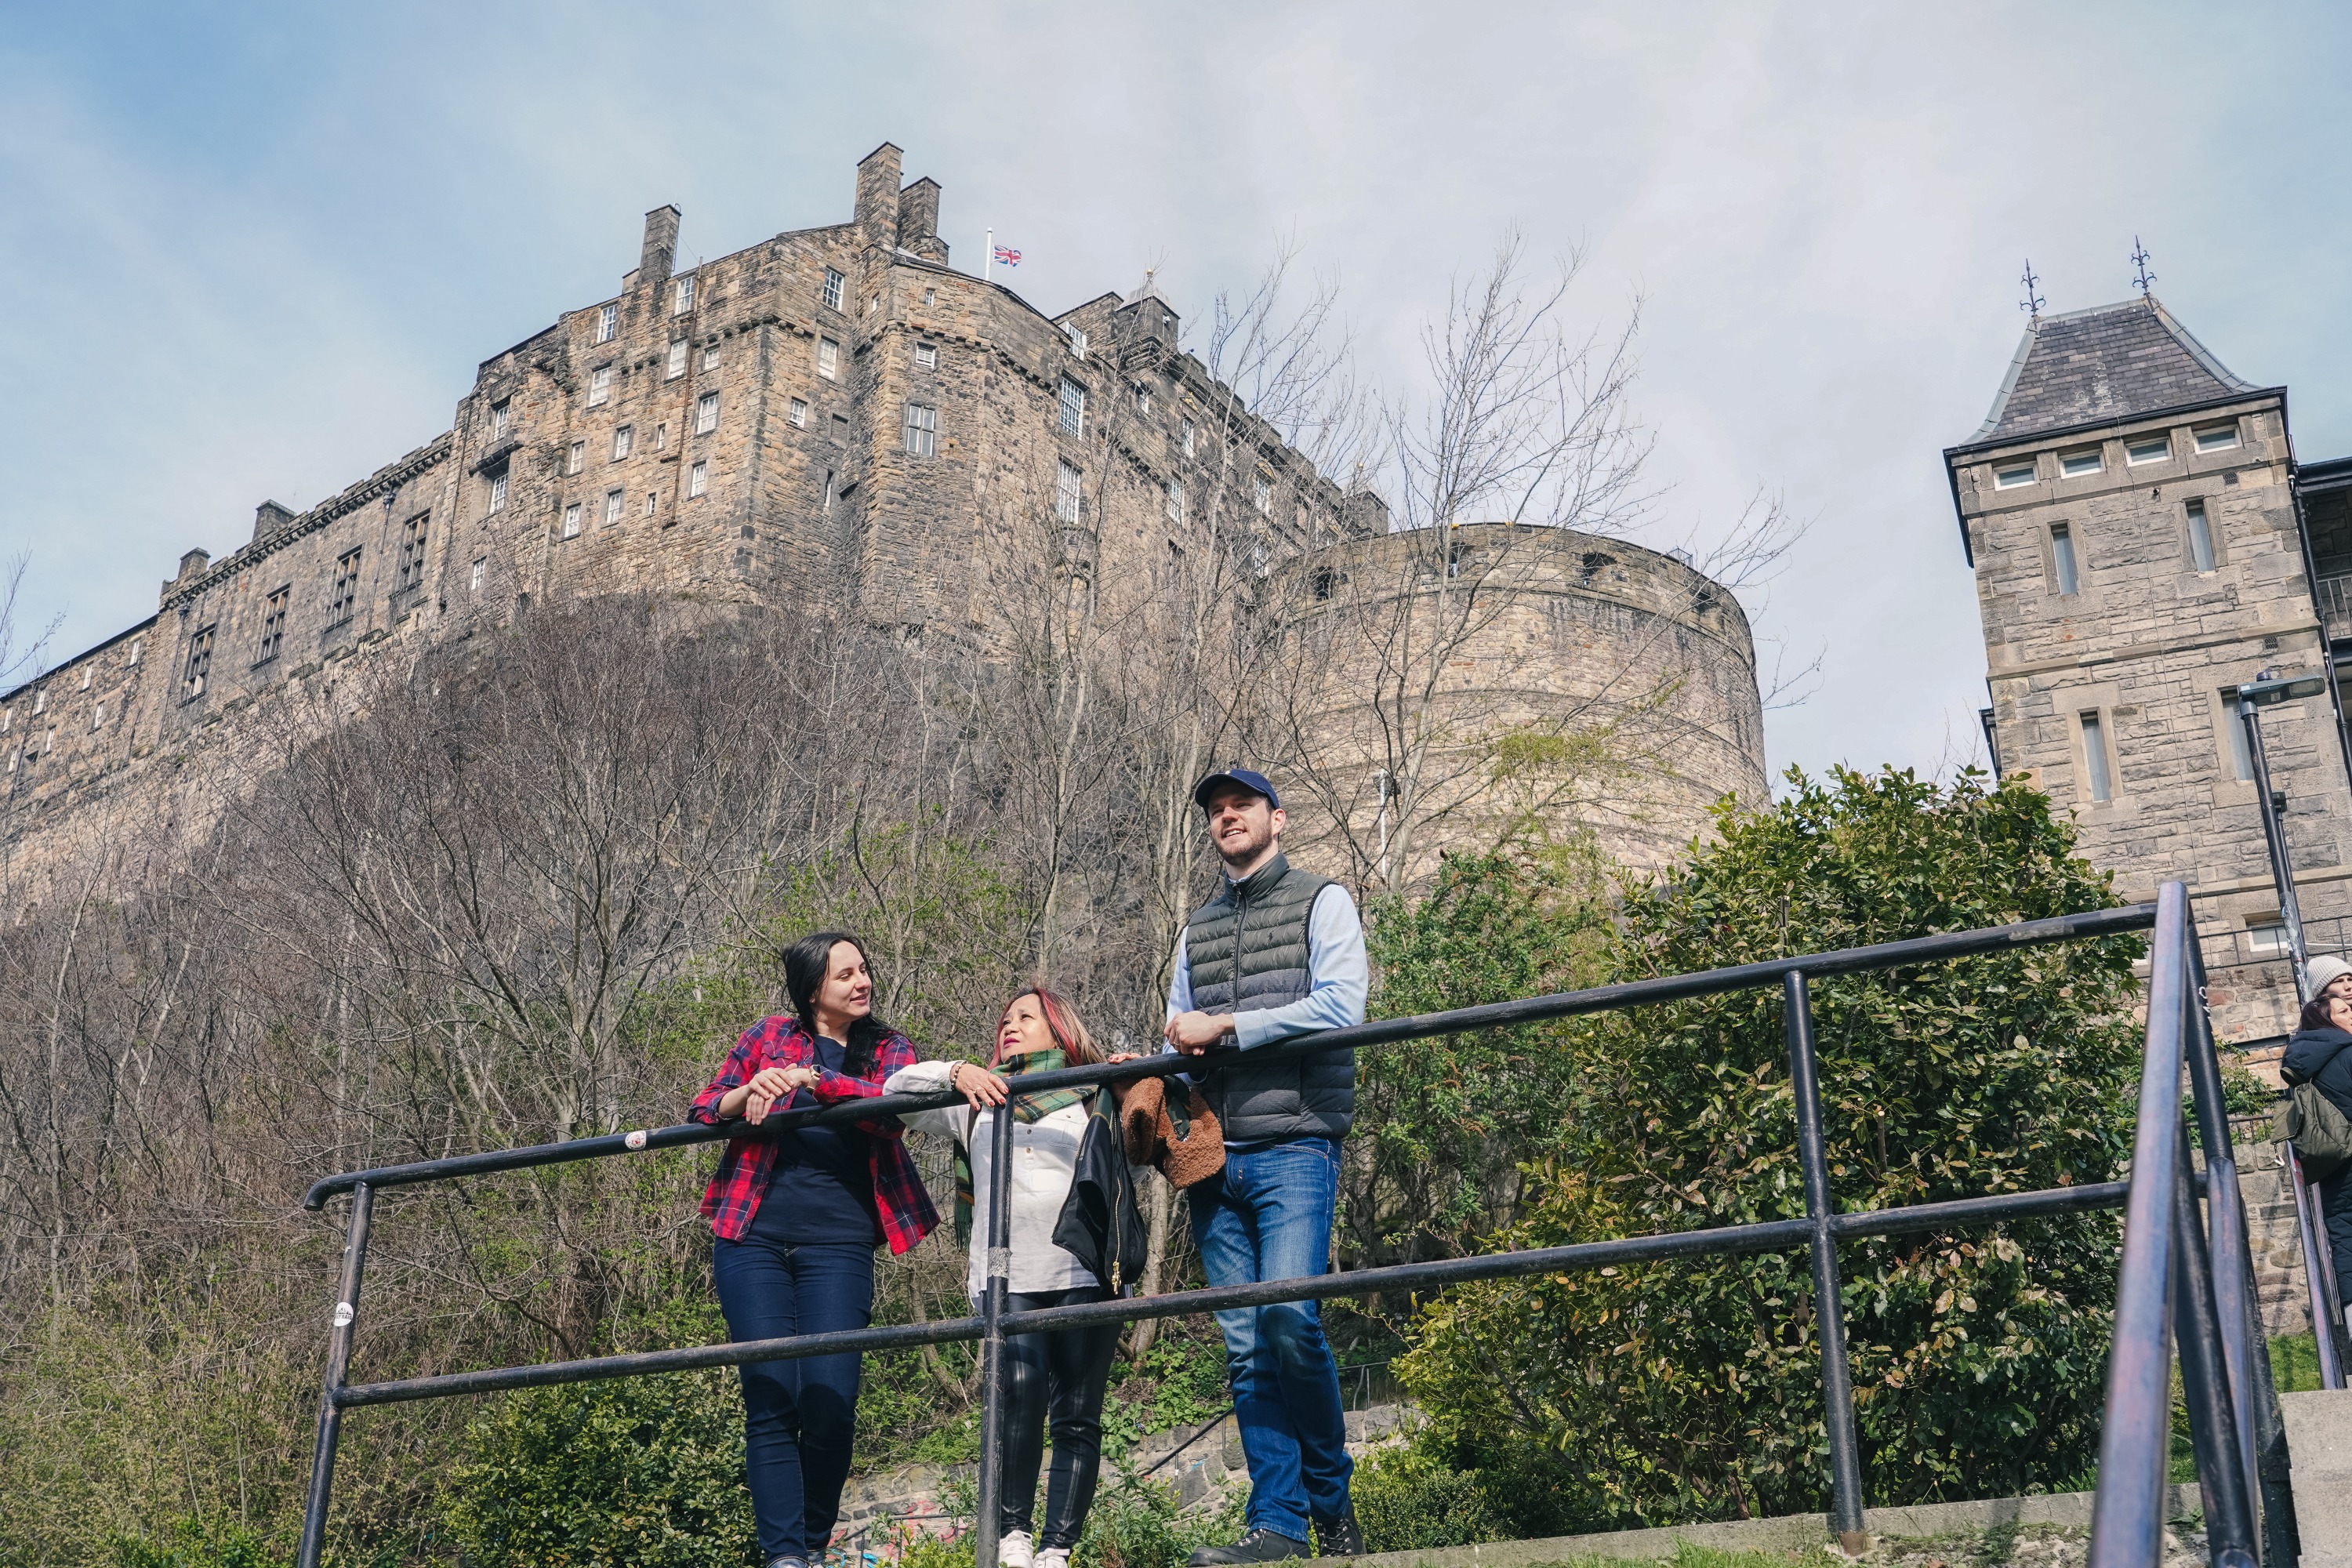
<box><xmin>257</xmin><ymin>586</ymin><xmax>289</xmax><ymax>662</ymax></box>
<box><xmin>596</xmin><ymin>303</ymin><xmax>616</xmax><ymax>343</ymax></box>
<box><xmin>470</xmin><ymin>558</ymin><xmax>486</xmax><ymax>593</ymax></box>
<box><xmin>1065</xmin><ymin>325</ymin><xmax>1087</xmax><ymax>358</ymax></box>
<box><xmin>184</xmin><ymin>626</ymin><xmax>215</xmax><ymax>697</ymax></box>
<box><xmin>695</xmin><ymin>392</ymin><xmax>720</xmax><ymax>435</ymax></box>
<box><xmin>589</xmin><ymin>364</ymin><xmax>612</xmax><ymax>406</ymax></box>
<box><xmin>490</xmin><ymin>398</ymin><xmax>510</xmax><ymax>438</ymax></box>
<box><xmin>1166</xmin><ymin>478</ymin><xmax>1184</xmax><ymax>522</ymax></box>
<box><xmin>329</xmin><ymin>549</ymin><xmax>362</xmax><ymax>626</ymax></box>
<box><xmin>604</xmin><ymin>488</ymin><xmax>624</xmax><ymax>525</ymax></box>
<box><xmin>562</xmin><ymin>503</ymin><xmax>583</xmax><ymax>539</ymax></box>
<box><xmin>673</xmin><ymin>275</ymin><xmax>695</xmax><ymax>315</ymax></box>
<box><xmin>690</xmin><ymin>461</ymin><xmax>709</xmax><ymax>498</ymax></box>
<box><xmin>1058</xmin><ymin>377</ymin><xmax>1085</xmax><ymax>435</ymax></box>
<box><xmin>822</xmin><ymin>268</ymin><xmax>845</xmax><ymax>310</ymax></box>
<box><xmin>397</xmin><ymin>514</ymin><xmax>427</xmax><ymax>592</ymax></box>
<box><xmin>915</xmin><ymin>341</ymin><xmax>937</xmax><ymax>369</ymax></box>
<box><xmin>566</xmin><ymin>441</ymin><xmax>584</xmax><ymax>475</ymax></box>
<box><xmin>613</xmin><ymin>425</ymin><xmax>633</xmax><ymax>460</ymax></box>
<box><xmin>487</xmin><ymin>470</ymin><xmax>509</xmax><ymax>513</ymax></box>
<box><xmin>1254</xmin><ymin>473</ymin><xmax>1272</xmax><ymax>514</ymax></box>
<box><xmin>1181</xmin><ymin>418</ymin><xmax>1196</xmax><ymax>456</ymax></box>
<box><xmin>789</xmin><ymin>398</ymin><xmax>808</xmax><ymax>427</ymax></box>
<box><xmin>666</xmin><ymin>339</ymin><xmax>688</xmax><ymax>379</ymax></box>
<box><xmin>1056</xmin><ymin>460</ymin><xmax>1082</xmax><ymax>524</ymax></box>
<box><xmin>902</xmin><ymin>402</ymin><xmax>938</xmax><ymax>457</ymax></box>
<box><xmin>702</xmin><ymin>341</ymin><xmax>720</xmax><ymax>372</ymax></box>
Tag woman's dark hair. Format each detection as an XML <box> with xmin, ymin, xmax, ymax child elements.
<box><xmin>2300</xmin><ymin>993</ymin><xmax>2345</xmax><ymax>1034</ymax></box>
<box><xmin>784</xmin><ymin>931</ymin><xmax>891</xmax><ymax>1074</ymax></box>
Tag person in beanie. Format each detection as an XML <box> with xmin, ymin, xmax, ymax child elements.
<box><xmin>1164</xmin><ymin>769</ymin><xmax>1368</xmax><ymax>1563</ymax></box>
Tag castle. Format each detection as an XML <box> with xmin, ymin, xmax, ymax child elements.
<box><xmin>0</xmin><ymin>143</ymin><xmax>1766</xmax><ymax>895</ymax></box>
<box><xmin>1947</xmin><ymin>295</ymin><xmax>2352</xmax><ymax>1049</ymax></box>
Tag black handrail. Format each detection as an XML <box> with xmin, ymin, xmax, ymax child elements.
<box><xmin>286</xmin><ymin>895</ymin><xmax>2270</xmax><ymax>1568</ymax></box>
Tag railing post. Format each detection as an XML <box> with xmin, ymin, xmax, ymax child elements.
<box><xmin>2170</xmin><ymin>1145</ymin><xmax>2259</xmax><ymax>1568</ymax></box>
<box><xmin>2307</xmin><ymin>1163</ymin><xmax>2352</xmax><ymax>1376</ymax></box>
<box><xmin>2184</xmin><ymin>937</ymin><xmax>2299</xmax><ymax>1564</ymax></box>
<box><xmin>296</xmin><ymin>1181</ymin><xmax>373</xmax><ymax>1568</ymax></box>
<box><xmin>2287</xmin><ymin>1146</ymin><xmax>2347</xmax><ymax>1389</ymax></box>
<box><xmin>972</xmin><ymin>1085</ymin><xmax>1017</xmax><ymax>1568</ymax></box>
<box><xmin>1783</xmin><ymin>970</ymin><xmax>1867</xmax><ymax>1552</ymax></box>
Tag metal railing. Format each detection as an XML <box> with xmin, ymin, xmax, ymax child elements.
<box><xmin>289</xmin><ymin>891</ymin><xmax>2279</xmax><ymax>1568</ymax></box>
<box><xmin>2285</xmin><ymin>1139</ymin><xmax>2349</xmax><ymax>1389</ymax></box>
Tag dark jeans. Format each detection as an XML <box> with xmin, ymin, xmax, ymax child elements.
<box><xmin>999</xmin><ymin>1287</ymin><xmax>1122</xmax><ymax>1548</ymax></box>
<box><xmin>712</xmin><ymin>1237</ymin><xmax>875</xmax><ymax>1563</ymax></box>
<box><xmin>1187</xmin><ymin>1137</ymin><xmax>1350</xmax><ymax>1541</ymax></box>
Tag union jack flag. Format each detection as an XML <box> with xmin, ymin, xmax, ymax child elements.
<box><xmin>993</xmin><ymin>245</ymin><xmax>1022</xmax><ymax>267</ymax></box>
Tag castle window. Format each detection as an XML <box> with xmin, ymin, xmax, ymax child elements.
<box><xmin>702</xmin><ymin>342</ymin><xmax>720</xmax><ymax>372</ymax></box>
<box><xmin>1312</xmin><ymin>567</ymin><xmax>1336</xmax><ymax>602</ymax></box>
<box><xmin>1056</xmin><ymin>460</ymin><xmax>1082</xmax><ymax>524</ymax></box>
<box><xmin>654</xmin><ymin>423</ymin><xmax>669</xmax><ymax>452</ymax></box>
<box><xmin>1166</xmin><ymin>478</ymin><xmax>1184</xmax><ymax>523</ymax></box>
<box><xmin>823</xmin><ymin>268</ymin><xmax>845</xmax><ymax>311</ymax></box>
<box><xmin>566</xmin><ymin>441</ymin><xmax>585</xmax><ymax>476</ymax></box>
<box><xmin>1065</xmin><ymin>325</ymin><xmax>1087</xmax><ymax>358</ymax></box>
<box><xmin>2059</xmin><ymin>448</ymin><xmax>2102</xmax><ymax>478</ymax></box>
<box><xmin>666</xmin><ymin>339</ymin><xmax>689</xmax><ymax>379</ymax></box>
<box><xmin>604</xmin><ymin>488</ymin><xmax>624</xmax><ymax>526</ymax></box>
<box><xmin>126</xmin><ymin>638</ymin><xmax>140</xmax><ymax>666</ymax></box>
<box><xmin>1134</xmin><ymin>383</ymin><xmax>1152</xmax><ymax>416</ymax></box>
<box><xmin>91</xmin><ymin>702</ymin><xmax>103</xmax><ymax>731</ymax></box>
<box><xmin>2078</xmin><ymin>710</ymin><xmax>2113</xmax><ymax>802</ymax></box>
<box><xmin>902</xmin><ymin>402</ymin><xmax>938</xmax><ymax>457</ymax></box>
<box><xmin>470</xmin><ymin>557</ymin><xmax>486</xmax><ymax>593</ymax></box>
<box><xmin>690</xmin><ymin>460</ymin><xmax>708</xmax><ymax>498</ymax></box>
<box><xmin>398</xmin><ymin>514</ymin><xmax>428</xmax><ymax>592</ymax></box>
<box><xmin>596</xmin><ymin>303</ymin><xmax>617</xmax><ymax>343</ymax></box>
<box><xmin>487</xmin><ymin>469</ymin><xmax>510</xmax><ymax>513</ymax></box>
<box><xmin>695</xmin><ymin>392</ymin><xmax>720</xmax><ymax>435</ymax></box>
<box><xmin>31</xmin><ymin>688</ymin><xmax>45</xmax><ymax>716</ymax></box>
<box><xmin>257</xmin><ymin>586</ymin><xmax>289</xmax><ymax>662</ymax></box>
<box><xmin>79</xmin><ymin>666</ymin><xmax>92</xmax><ymax>690</ymax></box>
<box><xmin>867</xmin><ymin>294</ymin><xmax>879</xmax><ymax>315</ymax></box>
<box><xmin>1994</xmin><ymin>461</ymin><xmax>2035</xmax><ymax>489</ymax></box>
<box><xmin>673</xmin><ymin>275</ymin><xmax>695</xmax><ymax>316</ymax></box>
<box><xmin>644</xmin><ymin>492</ymin><xmax>658</xmax><ymax>517</ymax></box>
<box><xmin>915</xmin><ymin>341</ymin><xmax>937</xmax><ymax>369</ymax></box>
<box><xmin>589</xmin><ymin>364</ymin><xmax>613</xmax><ymax>406</ymax></box>
<box><xmin>613</xmin><ymin>425</ymin><xmax>633</xmax><ymax>461</ymax></box>
<box><xmin>789</xmin><ymin>398</ymin><xmax>808</xmax><ymax>427</ymax></box>
<box><xmin>183</xmin><ymin>626</ymin><xmax>214</xmax><ymax>698</ymax></box>
<box><xmin>1058</xmin><ymin>377</ymin><xmax>1085</xmax><ymax>435</ymax></box>
<box><xmin>2187</xmin><ymin>499</ymin><xmax>2216</xmax><ymax>572</ymax></box>
<box><xmin>2248</xmin><ymin>918</ymin><xmax>2290</xmax><ymax>956</ymax></box>
<box><xmin>329</xmin><ymin>549</ymin><xmax>362</xmax><ymax>626</ymax></box>
<box><xmin>2221</xmin><ymin>688</ymin><xmax>2255</xmax><ymax>780</ymax></box>
<box><xmin>562</xmin><ymin>503</ymin><xmax>583</xmax><ymax>539</ymax></box>
<box><xmin>2195</xmin><ymin>423</ymin><xmax>2241</xmax><ymax>453</ymax></box>
<box><xmin>2049</xmin><ymin>522</ymin><xmax>2079</xmax><ymax>597</ymax></box>
<box><xmin>818</xmin><ymin>338</ymin><xmax>840</xmax><ymax>379</ymax></box>
<box><xmin>1181</xmin><ymin>418</ymin><xmax>1196</xmax><ymax>457</ymax></box>
<box><xmin>1</xmin><ymin>707</ymin><xmax>9</xmax><ymax>733</ymax></box>
<box><xmin>1254</xmin><ymin>473</ymin><xmax>1272</xmax><ymax>515</ymax></box>
<box><xmin>490</xmin><ymin>399</ymin><xmax>510</xmax><ymax>438</ymax></box>
<box><xmin>924</xmin><ymin>287</ymin><xmax>935</xmax><ymax>307</ymax></box>
<box><xmin>2126</xmin><ymin>434</ymin><xmax>2171</xmax><ymax>466</ymax></box>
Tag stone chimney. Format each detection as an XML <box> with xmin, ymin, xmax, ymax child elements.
<box><xmin>162</xmin><ymin>547</ymin><xmax>210</xmax><ymax>605</ymax></box>
<box><xmin>897</xmin><ymin>176</ymin><xmax>948</xmax><ymax>263</ymax></box>
<box><xmin>252</xmin><ymin>499</ymin><xmax>296</xmax><ymax>541</ymax></box>
<box><xmin>640</xmin><ymin>205</ymin><xmax>681</xmax><ymax>285</ymax></box>
<box><xmin>854</xmin><ymin>143</ymin><xmax>903</xmax><ymax>251</ymax></box>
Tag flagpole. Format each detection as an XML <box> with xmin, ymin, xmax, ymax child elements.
<box><xmin>984</xmin><ymin>226</ymin><xmax>993</xmax><ymax>292</ymax></box>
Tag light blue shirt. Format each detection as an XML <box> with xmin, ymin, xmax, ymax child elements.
<box><xmin>1164</xmin><ymin>880</ymin><xmax>1369</xmax><ymax>1048</ymax></box>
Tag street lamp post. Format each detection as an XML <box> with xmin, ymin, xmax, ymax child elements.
<box><xmin>2238</xmin><ymin>669</ymin><xmax>2329</xmax><ymax>1002</ymax></box>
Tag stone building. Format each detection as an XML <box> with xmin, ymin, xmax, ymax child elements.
<box><xmin>1946</xmin><ymin>297</ymin><xmax>2352</xmax><ymax>1049</ymax></box>
<box><xmin>1274</xmin><ymin>523</ymin><xmax>1768</xmax><ymax>887</ymax></box>
<box><xmin>0</xmin><ymin>143</ymin><xmax>1765</xmax><ymax>897</ymax></box>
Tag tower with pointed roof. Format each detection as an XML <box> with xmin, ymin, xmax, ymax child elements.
<box><xmin>1947</xmin><ymin>297</ymin><xmax>2352</xmax><ymax>1051</ymax></box>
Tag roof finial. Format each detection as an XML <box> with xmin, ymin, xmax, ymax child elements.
<box><xmin>2131</xmin><ymin>236</ymin><xmax>2157</xmax><ymax>300</ymax></box>
<box><xmin>2019</xmin><ymin>259</ymin><xmax>2045</xmax><ymax>325</ymax></box>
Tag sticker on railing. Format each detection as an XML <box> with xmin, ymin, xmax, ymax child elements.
<box><xmin>332</xmin><ymin>1302</ymin><xmax>354</xmax><ymax>1328</ymax></box>
<box><xmin>625</xmin><ymin>1130</ymin><xmax>648</xmax><ymax>1150</ymax></box>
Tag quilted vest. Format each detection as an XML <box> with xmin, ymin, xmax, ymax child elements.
<box><xmin>1184</xmin><ymin>852</ymin><xmax>1354</xmax><ymax>1142</ymax></box>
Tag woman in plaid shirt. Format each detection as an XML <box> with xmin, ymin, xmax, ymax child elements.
<box><xmin>691</xmin><ymin>931</ymin><xmax>938</xmax><ymax>1568</ymax></box>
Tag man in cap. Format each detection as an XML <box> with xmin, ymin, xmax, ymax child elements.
<box><xmin>1164</xmin><ymin>768</ymin><xmax>1368</xmax><ymax>1563</ymax></box>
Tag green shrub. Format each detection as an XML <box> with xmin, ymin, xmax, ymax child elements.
<box><xmin>440</xmin><ymin>1369</ymin><xmax>757</xmax><ymax>1567</ymax></box>
<box><xmin>1399</xmin><ymin>768</ymin><xmax>2141</xmax><ymax>1532</ymax></box>
<box><xmin>1076</xmin><ymin>1472</ymin><xmax>1243</xmax><ymax>1568</ymax></box>
<box><xmin>1351</xmin><ymin>1443</ymin><xmax>1503</xmax><ymax>1551</ymax></box>
<box><xmin>109</xmin><ymin>1519</ymin><xmax>285</xmax><ymax>1568</ymax></box>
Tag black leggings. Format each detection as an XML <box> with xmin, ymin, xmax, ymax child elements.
<box><xmin>1000</xmin><ymin>1287</ymin><xmax>1123</xmax><ymax>1548</ymax></box>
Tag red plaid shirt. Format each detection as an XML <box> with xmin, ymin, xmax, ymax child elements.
<box><xmin>691</xmin><ymin>1016</ymin><xmax>939</xmax><ymax>1254</ymax></box>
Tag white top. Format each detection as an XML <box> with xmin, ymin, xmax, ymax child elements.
<box><xmin>884</xmin><ymin>1059</ymin><xmax>1097</xmax><ymax>1298</ymax></box>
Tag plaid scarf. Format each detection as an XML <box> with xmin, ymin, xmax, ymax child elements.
<box><xmin>953</xmin><ymin>1047</ymin><xmax>1091</xmax><ymax>1245</ymax></box>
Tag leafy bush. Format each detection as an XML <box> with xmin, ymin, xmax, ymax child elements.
<box><xmin>1075</xmin><ymin>1473</ymin><xmax>1243</xmax><ymax>1568</ymax></box>
<box><xmin>1350</xmin><ymin>1443</ymin><xmax>1503</xmax><ymax>1551</ymax></box>
<box><xmin>109</xmin><ymin>1520</ymin><xmax>285</xmax><ymax>1568</ymax></box>
<box><xmin>440</xmin><ymin>1369</ymin><xmax>757</xmax><ymax>1567</ymax></box>
<box><xmin>1399</xmin><ymin>767</ymin><xmax>2141</xmax><ymax>1532</ymax></box>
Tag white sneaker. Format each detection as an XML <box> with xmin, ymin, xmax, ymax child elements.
<box><xmin>1036</xmin><ymin>1549</ymin><xmax>1070</xmax><ymax>1568</ymax></box>
<box><xmin>999</xmin><ymin>1530</ymin><xmax>1036</xmax><ymax>1568</ymax></box>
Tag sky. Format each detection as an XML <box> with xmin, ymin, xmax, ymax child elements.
<box><xmin>5</xmin><ymin>1</ymin><xmax>2350</xmax><ymax>782</ymax></box>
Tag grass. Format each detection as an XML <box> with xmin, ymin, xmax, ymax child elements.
<box><xmin>2268</xmin><ymin>1331</ymin><xmax>2324</xmax><ymax>1393</ymax></box>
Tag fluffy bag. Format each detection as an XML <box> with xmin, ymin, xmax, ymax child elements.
<box><xmin>1119</xmin><ymin>1073</ymin><xmax>1225</xmax><ymax>1189</ymax></box>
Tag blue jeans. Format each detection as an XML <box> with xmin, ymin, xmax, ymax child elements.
<box><xmin>712</xmin><ymin>1238</ymin><xmax>875</xmax><ymax>1563</ymax></box>
<box><xmin>1187</xmin><ymin>1137</ymin><xmax>1350</xmax><ymax>1539</ymax></box>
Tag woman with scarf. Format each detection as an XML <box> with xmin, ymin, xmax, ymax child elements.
<box><xmin>887</xmin><ymin>987</ymin><xmax>1127</xmax><ymax>1568</ymax></box>
<box><xmin>690</xmin><ymin>932</ymin><xmax>938</xmax><ymax>1568</ymax></box>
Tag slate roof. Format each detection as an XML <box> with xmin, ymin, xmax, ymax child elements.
<box><xmin>1965</xmin><ymin>298</ymin><xmax>2261</xmax><ymax>447</ymax></box>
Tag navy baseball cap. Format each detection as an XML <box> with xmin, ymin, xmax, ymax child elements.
<box><xmin>1193</xmin><ymin>768</ymin><xmax>1279</xmax><ymax>811</ymax></box>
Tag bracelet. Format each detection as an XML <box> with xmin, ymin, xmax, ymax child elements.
<box><xmin>949</xmin><ymin>1062</ymin><xmax>966</xmax><ymax>1092</ymax></box>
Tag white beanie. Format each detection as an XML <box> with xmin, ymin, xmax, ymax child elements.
<box><xmin>2306</xmin><ymin>953</ymin><xmax>2352</xmax><ymax>994</ymax></box>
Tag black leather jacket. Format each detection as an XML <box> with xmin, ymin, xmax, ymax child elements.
<box><xmin>1051</xmin><ymin>1094</ymin><xmax>1146</xmax><ymax>1294</ymax></box>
